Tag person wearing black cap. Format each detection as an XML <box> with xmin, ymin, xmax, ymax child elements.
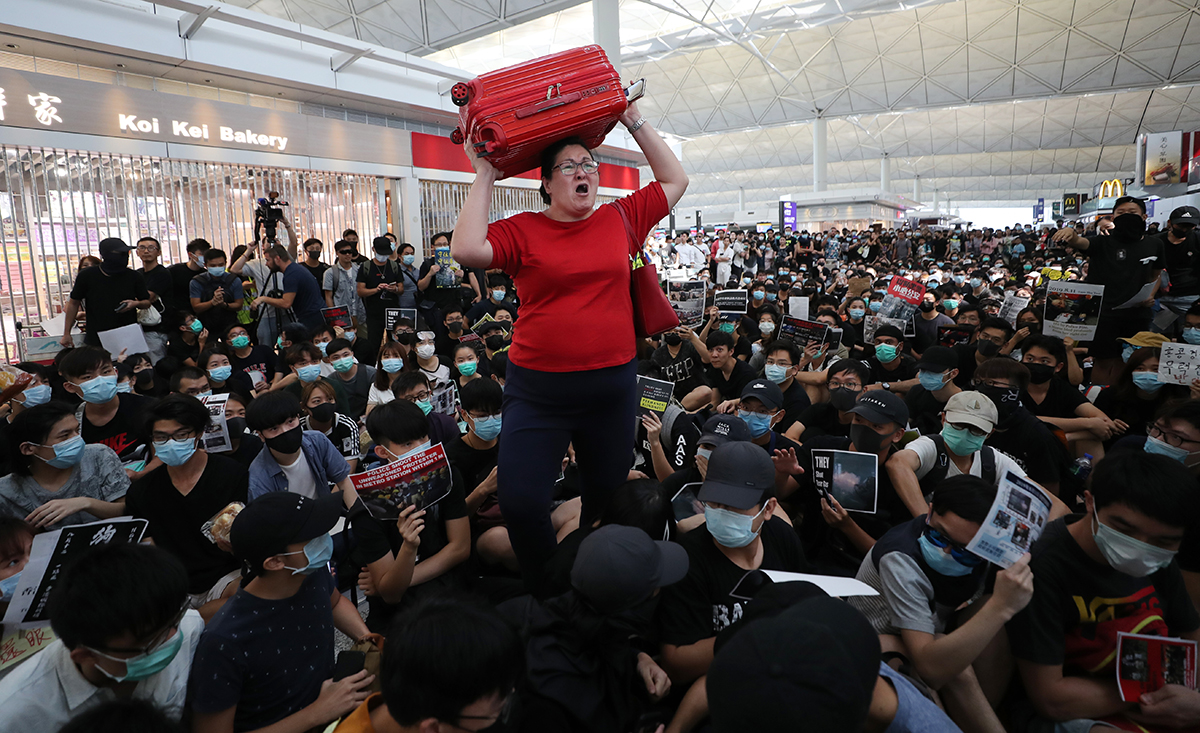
<box><xmin>950</xmin><ymin>316</ymin><xmax>1013</xmax><ymax>389</ymax></box>
<box><xmin>1156</xmin><ymin>205</ymin><xmax>1200</xmax><ymax>331</ymax></box>
<box><xmin>189</xmin><ymin>492</ymin><xmax>376</xmax><ymax>733</ymax></box>
<box><xmin>864</xmin><ymin>324</ymin><xmax>919</xmax><ymax>395</ymax></box>
<box><xmin>656</xmin><ymin>414</ymin><xmax>753</xmax><ymax>529</ymax></box>
<box><xmin>354</xmin><ymin>236</ymin><xmax>404</xmax><ymax>361</ymax></box>
<box><xmin>906</xmin><ymin>345</ymin><xmax>963</xmax><ymax>436</ymax></box>
<box><xmin>736</xmin><ymin>379</ymin><xmax>802</xmax><ymax>462</ymax></box>
<box><xmin>656</xmin><ymin>442</ymin><xmax>806</xmax><ymax>689</ymax></box>
<box><xmin>60</xmin><ymin>237</ymin><xmax>152</xmax><ymax>348</ymax></box>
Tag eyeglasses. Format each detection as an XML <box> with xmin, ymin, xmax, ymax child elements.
<box><xmin>948</xmin><ymin>421</ymin><xmax>988</xmax><ymax>438</ymax></box>
<box><xmin>467</xmin><ymin>412</ymin><xmax>501</xmax><ymax>421</ymax></box>
<box><xmin>924</xmin><ymin>524</ymin><xmax>984</xmax><ymax>566</ymax></box>
<box><xmin>454</xmin><ymin>691</ymin><xmax>515</xmax><ymax>728</ymax></box>
<box><xmin>1149</xmin><ymin>423</ymin><xmax>1200</xmax><ymax>448</ymax></box>
<box><xmin>336</xmin><ymin>249</ymin><xmax>353</xmax><ymax>256</ymax></box>
<box><xmin>828</xmin><ymin>380</ymin><xmax>862</xmax><ymax>391</ymax></box>
<box><xmin>739</xmin><ymin>405</ymin><xmax>777</xmax><ymax>417</ymax></box>
<box><xmin>552</xmin><ymin>160</ymin><xmax>599</xmax><ymax>176</ymax></box>
<box><xmin>95</xmin><ymin>605</ymin><xmax>188</xmax><ymax>655</ymax></box>
<box><xmin>152</xmin><ymin>428</ymin><xmax>198</xmax><ymax>443</ymax></box>
<box><xmin>404</xmin><ymin>390</ymin><xmax>432</xmax><ymax>402</ymax></box>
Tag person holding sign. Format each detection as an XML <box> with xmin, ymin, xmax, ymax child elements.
<box><xmin>864</xmin><ymin>325</ymin><xmax>919</xmax><ymax>395</ymax></box>
<box><xmin>1007</xmin><ymin>451</ymin><xmax>1200</xmax><ymax>733</ymax></box>
<box><xmin>648</xmin><ymin>324</ymin><xmax>713</xmax><ymax>411</ymax></box>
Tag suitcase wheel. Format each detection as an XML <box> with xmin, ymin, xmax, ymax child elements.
<box><xmin>449</xmin><ymin>128</ymin><xmax>464</xmax><ymax>145</ymax></box>
<box><xmin>450</xmin><ymin>83</ymin><xmax>470</xmax><ymax>107</ymax></box>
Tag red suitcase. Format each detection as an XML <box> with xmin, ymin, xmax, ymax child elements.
<box><xmin>448</xmin><ymin>45</ymin><xmax>643</xmax><ymax>180</ymax></box>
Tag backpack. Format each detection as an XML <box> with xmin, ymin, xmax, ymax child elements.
<box><xmin>918</xmin><ymin>433</ymin><xmax>997</xmax><ymax>492</ymax></box>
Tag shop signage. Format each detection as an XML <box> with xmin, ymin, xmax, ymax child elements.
<box><xmin>1096</xmin><ymin>179</ymin><xmax>1125</xmax><ymax>199</ymax></box>
<box><xmin>1062</xmin><ymin>194</ymin><xmax>1080</xmax><ymax>216</ymax></box>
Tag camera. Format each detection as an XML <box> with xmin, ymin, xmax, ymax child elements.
<box><xmin>254</xmin><ymin>191</ymin><xmax>289</xmax><ymax>242</ymax></box>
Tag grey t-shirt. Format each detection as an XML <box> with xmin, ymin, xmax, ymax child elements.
<box><xmin>850</xmin><ymin>550</ymin><xmax>965</xmax><ymax>636</ymax></box>
<box><xmin>879</xmin><ymin>662</ymin><xmax>962</xmax><ymax>733</ymax></box>
<box><xmin>0</xmin><ymin>444</ymin><xmax>129</xmax><ymax>527</ymax></box>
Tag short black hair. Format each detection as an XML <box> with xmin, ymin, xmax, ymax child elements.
<box><xmin>245</xmin><ymin>390</ymin><xmax>302</xmax><ymax>432</ymax></box>
<box><xmin>1090</xmin><ymin>450</ymin><xmax>1196</xmax><ymax>526</ymax></box>
<box><xmin>1022</xmin><ymin>334</ymin><xmax>1067</xmax><ymax>364</ymax></box>
<box><xmin>1113</xmin><ymin>196</ymin><xmax>1147</xmax><ymax>214</ymax></box>
<box><xmin>0</xmin><ymin>513</ymin><xmax>34</xmax><ymax>564</ymax></box>
<box><xmin>366</xmin><ymin>399</ymin><xmax>429</xmax><ymax>446</ymax></box>
<box><xmin>58</xmin><ymin>345</ymin><xmax>111</xmax><ymax>380</ymax></box>
<box><xmin>538</xmin><ymin>136</ymin><xmax>591</xmax><ymax>205</ymax></box>
<box><xmin>705</xmin><ymin>331</ymin><xmax>735</xmax><ymax>351</ymax></box>
<box><xmin>169</xmin><ymin>366</ymin><xmax>207</xmax><ymax>393</ymax></box>
<box><xmin>431</xmin><ymin>232</ymin><xmax>452</xmax><ymax>246</ymax></box>
<box><xmin>930</xmin><ymin>475</ymin><xmax>997</xmax><ymax>524</ymax></box>
<box><xmin>203</xmin><ymin>249</ymin><xmax>227</xmax><ymax>265</ymax></box>
<box><xmin>14</xmin><ymin>361</ymin><xmax>52</xmax><ymax>382</ymax></box>
<box><xmin>765</xmin><ymin>339</ymin><xmax>802</xmax><ymax>365</ymax></box>
<box><xmin>391</xmin><ymin>371</ymin><xmax>430</xmax><ymax>398</ymax></box>
<box><xmin>442</xmin><ymin>303</ymin><xmax>464</xmax><ymax>319</ymax></box>
<box><xmin>144</xmin><ymin>394</ymin><xmax>211</xmax><ymax>439</ymax></box>
<box><xmin>9</xmin><ymin>402</ymin><xmax>78</xmax><ymax>476</ymax></box>
<box><xmin>185</xmin><ymin>238</ymin><xmax>211</xmax><ymax>255</ymax></box>
<box><xmin>979</xmin><ymin>316</ymin><xmax>1014</xmax><ymax>338</ymax></box>
<box><xmin>460</xmin><ymin>377</ymin><xmax>502</xmax><ymax>414</ymax></box>
<box><xmin>281</xmin><ymin>322</ymin><xmax>311</xmax><ymax>344</ymax></box>
<box><xmin>58</xmin><ymin>698</ymin><xmax>183</xmax><ymax>733</ymax></box>
<box><xmin>487</xmin><ymin>273</ymin><xmax>508</xmax><ymax>288</ymax></box>
<box><xmin>380</xmin><ymin>596</ymin><xmax>524</xmax><ymax>726</ymax></box>
<box><xmin>974</xmin><ymin>357</ymin><xmax>1031</xmax><ymax>391</ymax></box>
<box><xmin>197</xmin><ymin>345</ymin><xmax>231</xmax><ymax>371</ymax></box>
<box><xmin>490</xmin><ymin>351</ymin><xmax>509</xmax><ymax>380</ymax></box>
<box><xmin>325</xmin><ymin>337</ymin><xmax>354</xmax><ymax>357</ymax></box>
<box><xmin>342</xmin><ymin>228</ymin><xmax>359</xmax><ymax>239</ymax></box>
<box><xmin>285</xmin><ymin>342</ymin><xmax>323</xmax><ymax>366</ymax></box>
<box><xmin>50</xmin><ymin>543</ymin><xmax>188</xmax><ymax>650</ymax></box>
<box><xmin>303</xmin><ymin>237</ymin><xmax>322</xmax><ymax>250</ymax></box>
<box><xmin>600</xmin><ymin>478</ymin><xmax>676</xmax><ymax>542</ymax></box>
<box><xmin>826</xmin><ymin>358</ymin><xmax>870</xmax><ymax>384</ymax></box>
<box><xmin>1155</xmin><ymin>399</ymin><xmax>1200</xmax><ymax>435</ymax></box>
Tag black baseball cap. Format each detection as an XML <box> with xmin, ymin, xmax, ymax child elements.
<box><xmin>873</xmin><ymin>324</ymin><xmax>904</xmax><ymax>342</ymax></box>
<box><xmin>739</xmin><ymin>379</ymin><xmax>783</xmax><ymax>410</ymax></box>
<box><xmin>915</xmin><ymin>345</ymin><xmax>959</xmax><ymax>373</ymax></box>
<box><xmin>231</xmin><ymin>492</ymin><xmax>343</xmax><ymax>580</ymax></box>
<box><xmin>698</xmin><ymin>414</ymin><xmax>752</xmax><ymax>447</ymax></box>
<box><xmin>372</xmin><ymin>235</ymin><xmax>393</xmax><ymax>255</ymax></box>
<box><xmin>570</xmin><ymin>525</ymin><xmax>689</xmax><ymax>614</ymax></box>
<box><xmin>98</xmin><ymin>237</ymin><xmax>133</xmax><ymax>256</ymax></box>
<box><xmin>847</xmin><ymin>389</ymin><xmax>909</xmax><ymax>427</ymax></box>
<box><xmin>1171</xmin><ymin>206</ymin><xmax>1200</xmax><ymax>224</ymax></box>
<box><xmin>698</xmin><ymin>442</ymin><xmax>775</xmax><ymax>510</ymax></box>
<box><xmin>708</xmin><ymin>596</ymin><xmax>882</xmax><ymax>731</ymax></box>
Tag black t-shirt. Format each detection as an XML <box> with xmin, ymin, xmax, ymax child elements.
<box><xmin>137</xmin><ymin>265</ymin><xmax>172</xmax><ymax>332</ymax></box>
<box><xmin>1094</xmin><ymin>386</ymin><xmax>1170</xmax><ymax>445</ymax></box>
<box><xmin>356</xmin><ymin>258</ymin><xmax>402</xmax><ymax>318</ymax></box>
<box><xmin>776</xmin><ymin>379</ymin><xmax>812</xmax><ymax>434</ymax></box>
<box><xmin>985</xmin><ymin>408</ymin><xmax>1064</xmax><ymax>488</ymax></box>
<box><xmin>300</xmin><ymin>261</ymin><xmax>329</xmax><ymax>289</ymax></box>
<box><xmin>951</xmin><ymin>343</ymin><xmax>981</xmax><ymax>388</ymax></box>
<box><xmin>1159</xmin><ymin>229</ymin><xmax>1200</xmax><ymax>296</ymax></box>
<box><xmin>417</xmin><ymin>257</ymin><xmax>463</xmax><ymax>311</ymax></box>
<box><xmin>1022</xmin><ymin>377</ymin><xmax>1086</xmax><ymax>420</ymax></box>
<box><xmin>69</xmin><ymin>266</ymin><xmax>149</xmax><ymax>336</ymax></box>
<box><xmin>168</xmin><ymin>262</ymin><xmax>203</xmax><ymax>315</ymax></box>
<box><xmin>124</xmin><ymin>454</ymin><xmax>247</xmax><ymax>594</ymax></box>
<box><xmin>656</xmin><ymin>517</ymin><xmax>807</xmax><ymax>647</ymax></box>
<box><xmin>704</xmin><ymin>359</ymin><xmax>756</xmax><ymax>402</ymax></box>
<box><xmin>1008</xmin><ymin>515</ymin><xmax>1199</xmax><ymax>672</ymax></box>
<box><xmin>79</xmin><ymin>393</ymin><xmax>153</xmax><ymax>461</ymax></box>
<box><xmin>229</xmin><ymin>344</ymin><xmax>277</xmax><ymax>386</ymax></box>
<box><xmin>443</xmin><ymin>435</ymin><xmax>498</xmax><ymax>496</ymax></box>
<box><xmin>797</xmin><ymin>402</ymin><xmax>852</xmax><ymax>442</ymax></box>
<box><xmin>905</xmin><ymin>384</ymin><xmax>950</xmax><ymax>436</ymax></box>
<box><xmin>650</xmin><ymin>342</ymin><xmax>709</xmax><ymax>400</ymax></box>
<box><xmin>220</xmin><ymin>433</ymin><xmax>263</xmax><ymax>468</ymax></box>
<box><xmin>1082</xmin><ymin>233</ymin><xmax>1165</xmax><ymax>310</ymax></box>
<box><xmin>867</xmin><ymin>353</ymin><xmax>918</xmax><ymax>385</ymax></box>
<box><xmin>167</xmin><ymin>332</ymin><xmax>202</xmax><ymax>366</ymax></box>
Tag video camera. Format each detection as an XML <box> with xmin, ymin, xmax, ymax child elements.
<box><xmin>254</xmin><ymin>191</ymin><xmax>289</xmax><ymax>242</ymax></box>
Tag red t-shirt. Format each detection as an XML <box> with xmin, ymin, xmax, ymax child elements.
<box><xmin>487</xmin><ymin>182</ymin><xmax>669</xmax><ymax>372</ymax></box>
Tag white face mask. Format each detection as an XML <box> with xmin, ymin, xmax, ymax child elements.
<box><xmin>1092</xmin><ymin>514</ymin><xmax>1178</xmax><ymax>577</ymax></box>
<box><xmin>415</xmin><ymin>344</ymin><xmax>436</xmax><ymax>360</ymax></box>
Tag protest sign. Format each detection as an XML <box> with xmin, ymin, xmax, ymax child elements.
<box><xmin>1116</xmin><ymin>633</ymin><xmax>1196</xmax><ymax>702</ymax></box>
<box><xmin>847</xmin><ymin>276</ymin><xmax>872</xmax><ymax>298</ymax></box>
<box><xmin>384</xmin><ymin>308</ymin><xmax>418</xmax><ymax>333</ymax></box>
<box><xmin>199</xmin><ymin>394</ymin><xmax>232</xmax><ymax>453</ymax></box>
<box><xmin>0</xmin><ymin>626</ymin><xmax>56</xmax><ymax>672</ymax></box>
<box><xmin>636</xmin><ymin>375</ymin><xmax>674</xmax><ymax>418</ymax></box>
<box><xmin>321</xmin><ymin>305</ymin><xmax>353</xmax><ymax>329</ymax></box>
<box><xmin>349</xmin><ymin>444</ymin><xmax>453</xmax><ymax>520</ymax></box>
<box><xmin>788</xmin><ymin>296</ymin><xmax>810</xmax><ymax>320</ymax></box>
<box><xmin>779</xmin><ymin>316</ymin><xmax>830</xmax><ymax>346</ymax></box>
<box><xmin>1044</xmin><ymin>281</ymin><xmax>1104</xmax><ymax>341</ymax></box>
<box><xmin>434</xmin><ymin>247</ymin><xmax>456</xmax><ymax>287</ymax></box>
<box><xmin>938</xmin><ymin>325</ymin><xmax>976</xmax><ymax>349</ymax></box>
<box><xmin>668</xmin><ymin>281</ymin><xmax>706</xmax><ymax>328</ymax></box>
<box><xmin>965</xmin><ymin>472</ymin><xmax>1053</xmax><ymax>568</ymax></box>
<box><xmin>810</xmin><ymin>449</ymin><xmax>878</xmax><ymax>514</ymax></box>
<box><xmin>728</xmin><ymin>569</ymin><xmax>879</xmax><ymax>600</ymax></box>
<box><xmin>998</xmin><ymin>294</ymin><xmax>1031</xmax><ymax>326</ymax></box>
<box><xmin>864</xmin><ymin>315</ymin><xmax>906</xmax><ymax>345</ymax></box>
<box><xmin>429</xmin><ymin>380</ymin><xmax>459</xmax><ymax>417</ymax></box>
<box><xmin>714</xmin><ymin>289</ymin><xmax>748</xmax><ymax>315</ymax></box>
<box><xmin>3</xmin><ymin>518</ymin><xmax>148</xmax><ymax>628</ymax></box>
<box><xmin>1159</xmin><ymin>342</ymin><xmax>1200</xmax><ymax>386</ymax></box>
<box><xmin>98</xmin><ymin>324</ymin><xmax>149</xmax><ymax>360</ymax></box>
<box><xmin>880</xmin><ymin>276</ymin><xmax>926</xmax><ymax>322</ymax></box>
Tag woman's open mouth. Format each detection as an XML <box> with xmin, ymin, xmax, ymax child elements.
<box><xmin>574</xmin><ymin>183</ymin><xmax>590</xmax><ymax>196</ymax></box>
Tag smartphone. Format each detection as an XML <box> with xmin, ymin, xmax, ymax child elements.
<box><xmin>332</xmin><ymin>650</ymin><xmax>366</xmax><ymax>681</ymax></box>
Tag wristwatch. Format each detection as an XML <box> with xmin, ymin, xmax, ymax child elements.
<box><xmin>881</xmin><ymin>382</ymin><xmax>891</xmax><ymax>391</ymax></box>
<box><xmin>627</xmin><ymin>118</ymin><xmax>647</xmax><ymax>133</ymax></box>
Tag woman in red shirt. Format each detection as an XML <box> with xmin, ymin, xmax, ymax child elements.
<box><xmin>451</xmin><ymin>100</ymin><xmax>688</xmax><ymax>590</ymax></box>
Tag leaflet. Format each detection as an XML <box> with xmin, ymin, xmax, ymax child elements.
<box><xmin>964</xmin><ymin>471</ymin><xmax>1052</xmax><ymax>568</ymax></box>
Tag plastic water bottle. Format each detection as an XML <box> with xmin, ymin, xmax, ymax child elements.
<box><xmin>1070</xmin><ymin>453</ymin><xmax>1093</xmax><ymax>482</ymax></box>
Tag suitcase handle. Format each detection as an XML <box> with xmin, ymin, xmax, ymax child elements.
<box><xmin>514</xmin><ymin>91</ymin><xmax>583</xmax><ymax>120</ymax></box>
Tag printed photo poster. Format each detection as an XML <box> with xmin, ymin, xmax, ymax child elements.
<box><xmin>809</xmin><ymin>449</ymin><xmax>878</xmax><ymax>514</ymax></box>
<box><xmin>3</xmin><ymin>518</ymin><xmax>149</xmax><ymax>628</ymax></box>
<box><xmin>349</xmin><ymin>443</ymin><xmax>453</xmax><ymax>520</ymax></box>
<box><xmin>1158</xmin><ymin>342</ymin><xmax>1200</xmax><ymax>386</ymax></box>
<box><xmin>779</xmin><ymin>316</ymin><xmax>830</xmax><ymax>347</ymax></box>
<box><xmin>864</xmin><ymin>315</ymin><xmax>906</xmax><ymax>345</ymax></box>
<box><xmin>434</xmin><ymin>246</ymin><xmax>457</xmax><ymax>287</ymax></box>
<box><xmin>637</xmin><ymin>375</ymin><xmax>674</xmax><ymax>419</ymax></box>
<box><xmin>1044</xmin><ymin>281</ymin><xmax>1104</xmax><ymax>341</ymax></box>
<box><xmin>321</xmin><ymin>305</ymin><xmax>353</xmax><ymax>329</ymax></box>
<box><xmin>965</xmin><ymin>472</ymin><xmax>1053</xmax><ymax>568</ymax></box>
<box><xmin>471</xmin><ymin>312</ymin><xmax>512</xmax><ymax>337</ymax></box>
<box><xmin>938</xmin><ymin>325</ymin><xmax>976</xmax><ymax>349</ymax></box>
<box><xmin>998</xmin><ymin>294</ymin><xmax>1032</xmax><ymax>327</ymax></box>
<box><xmin>429</xmin><ymin>379</ymin><xmax>460</xmax><ymax>418</ymax></box>
<box><xmin>384</xmin><ymin>308</ymin><xmax>419</xmax><ymax>333</ymax></box>
<box><xmin>880</xmin><ymin>276</ymin><xmax>926</xmax><ymax>322</ymax></box>
<box><xmin>668</xmin><ymin>281</ymin><xmax>706</xmax><ymax>328</ymax></box>
<box><xmin>1116</xmin><ymin>632</ymin><xmax>1197</xmax><ymax>702</ymax></box>
<box><xmin>714</xmin><ymin>289</ymin><xmax>748</xmax><ymax>315</ymax></box>
<box><xmin>199</xmin><ymin>393</ymin><xmax>232</xmax><ymax>453</ymax></box>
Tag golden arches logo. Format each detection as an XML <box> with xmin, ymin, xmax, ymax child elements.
<box><xmin>1098</xmin><ymin>179</ymin><xmax>1124</xmax><ymax>198</ymax></box>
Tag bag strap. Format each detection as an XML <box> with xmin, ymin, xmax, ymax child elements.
<box><xmin>614</xmin><ymin>203</ymin><xmax>638</xmax><ymax>258</ymax></box>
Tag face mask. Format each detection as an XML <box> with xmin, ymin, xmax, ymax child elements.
<box><xmin>309</xmin><ymin>402</ymin><xmax>336</xmax><ymax>423</ymax></box>
<box><xmin>331</xmin><ymin>356</ymin><xmax>355</xmax><ymax>373</ymax></box>
<box><xmin>101</xmin><ymin>251</ymin><xmax>130</xmax><ymax>273</ymax></box>
<box><xmin>155</xmin><ymin>437</ymin><xmax>197</xmax><ymax>467</ymax></box>
<box><xmin>189</xmin><ymin>319</ymin><xmax>204</xmax><ymax>335</ymax></box>
<box><xmin>943</xmin><ymin>299</ymin><xmax>959</xmax><ymax>310</ymax></box>
<box><xmin>19</xmin><ymin>384</ymin><xmax>51</xmax><ymax>408</ymax></box>
<box><xmin>192</xmin><ymin>254</ymin><xmax>206</xmax><ymax>267</ymax></box>
<box><xmin>458</xmin><ymin>360</ymin><xmax>478</xmax><ymax>377</ymax></box>
<box><xmin>1144</xmin><ymin>435</ymin><xmax>1190</xmax><ymax>464</ymax></box>
<box><xmin>1113</xmin><ymin>213</ymin><xmax>1147</xmax><ymax>240</ymax></box>
<box><xmin>1092</xmin><ymin>514</ymin><xmax>1176</xmax><ymax>577</ymax></box>
<box><xmin>75</xmin><ymin>374</ymin><xmax>118</xmax><ymax>404</ymax></box>
<box><xmin>116</xmin><ymin>382</ymin><xmax>133</xmax><ymax>394</ymax></box>
<box><xmin>704</xmin><ymin>504</ymin><xmax>767</xmax><ymax>549</ymax></box>
<box><xmin>207</xmin><ymin>265</ymin><xmax>225</xmax><ymax>278</ymax></box>
<box><xmin>918</xmin><ymin>370</ymin><xmax>948</xmax><ymax>392</ymax></box>
<box><xmin>402</xmin><ymin>254</ymin><xmax>415</xmax><ymax>265</ymax></box>
<box><xmin>764</xmin><ymin>364</ymin><xmax>790</xmax><ymax>384</ymax></box>
<box><xmin>264</xmin><ymin>424</ymin><xmax>303</xmax><ymax>454</ymax></box>
<box><xmin>970</xmin><ymin>278</ymin><xmax>981</xmax><ymax>288</ymax></box>
<box><xmin>416</xmin><ymin>344</ymin><xmax>436</xmax><ymax>360</ymax></box>
<box><xmin>374</xmin><ymin>253</ymin><xmax>389</xmax><ymax>263</ymax></box>
<box><xmin>663</xmin><ymin>333</ymin><xmax>682</xmax><ymax>347</ymax></box>
<box><xmin>0</xmin><ymin>571</ymin><xmax>21</xmax><ymax>601</ymax></box>
<box><xmin>296</xmin><ymin>364</ymin><xmax>321</xmax><ymax>383</ymax></box>
<box><xmin>874</xmin><ymin>344</ymin><xmax>898</xmax><ymax>363</ymax></box>
<box><xmin>1122</xmin><ymin>344</ymin><xmax>1138</xmax><ymax>363</ymax></box>
<box><xmin>226</xmin><ymin>417</ymin><xmax>247</xmax><ymax>437</ymax></box>
<box><xmin>473</xmin><ymin>415</ymin><xmax>502</xmax><ymax>441</ymax></box>
<box><xmin>34</xmin><ymin>434</ymin><xmax>86</xmax><ymax>469</ymax></box>
<box><xmin>385</xmin><ymin>440</ymin><xmax>431</xmax><ymax>463</ymax></box>
<box><xmin>829</xmin><ymin>387</ymin><xmax>858</xmax><ymax>412</ymax></box>
<box><xmin>869</xmin><ymin>301</ymin><xmax>882</xmax><ymax>312</ymax></box>
<box><xmin>485</xmin><ymin>334</ymin><xmax>507</xmax><ymax>351</ymax></box>
<box><xmin>90</xmin><ymin>629</ymin><xmax>184</xmax><ymax>683</ymax></box>
<box><xmin>1026</xmin><ymin>362</ymin><xmax>1055</xmax><ymax>384</ymax></box>
<box><xmin>977</xmin><ymin>339</ymin><xmax>1000</xmax><ymax>357</ymax></box>
<box><xmin>849</xmin><ymin>422</ymin><xmax>887</xmax><ymax>454</ymax></box>
<box><xmin>306</xmin><ymin>249</ymin><xmax>322</xmax><ymax>261</ymax></box>
<box><xmin>281</xmin><ymin>533</ymin><xmax>334</xmax><ymax>576</ymax></box>
<box><xmin>758</xmin><ymin>321</ymin><xmax>775</xmax><ymax>335</ymax></box>
<box><xmin>718</xmin><ymin>322</ymin><xmax>736</xmax><ymax>334</ymax></box>
<box><xmin>942</xmin><ymin>423</ymin><xmax>986</xmax><ymax>456</ymax></box>
<box><xmin>415</xmin><ymin>399</ymin><xmax>433</xmax><ymax>415</ymax></box>
<box><xmin>919</xmin><ymin>302</ymin><xmax>935</xmax><ymax>313</ymax></box>
<box><xmin>381</xmin><ymin>358</ymin><xmax>404</xmax><ymax>373</ymax></box>
<box><xmin>196</xmin><ymin>390</ymin><xmax>212</xmax><ymax>398</ymax></box>
<box><xmin>491</xmin><ymin>289</ymin><xmax>506</xmax><ymax>301</ymax></box>
<box><xmin>918</xmin><ymin>532</ymin><xmax>975</xmax><ymax>577</ymax></box>
<box><xmin>766</xmin><ymin>292</ymin><xmax>777</xmax><ymax>302</ymax></box>
<box><xmin>344</xmin><ymin>330</ymin><xmax>356</xmax><ymax>343</ymax></box>
<box><xmin>315</xmin><ymin>341</ymin><xmax>329</xmax><ymax>356</ymax></box>
<box><xmin>394</xmin><ymin>332</ymin><xmax>415</xmax><ymax>346</ymax></box>
<box><xmin>208</xmin><ymin>365</ymin><xmax>232</xmax><ymax>383</ymax></box>
<box><xmin>1183</xmin><ymin>328</ymin><xmax>1200</xmax><ymax>346</ymax></box>
<box><xmin>752</xmin><ymin>291</ymin><xmax>765</xmax><ymax>301</ymax></box>
<box><xmin>230</xmin><ymin>334</ymin><xmax>251</xmax><ymax>349</ymax></box>
<box><xmin>953</xmin><ymin>276</ymin><xmax>965</xmax><ymax>285</ymax></box>
<box><xmin>1132</xmin><ymin>372</ymin><xmax>1164</xmax><ymax>393</ymax></box>
<box><xmin>738</xmin><ymin>409</ymin><xmax>774</xmax><ymax>438</ymax></box>
<box><xmin>447</xmin><ymin>321</ymin><xmax>463</xmax><ymax>333</ymax></box>
<box><xmin>1023</xmin><ymin>264</ymin><xmax>1032</xmax><ymax>272</ymax></box>
<box><xmin>696</xmin><ymin>447</ymin><xmax>713</xmax><ymax>461</ymax></box>
<box><xmin>848</xmin><ymin>308</ymin><xmax>865</xmax><ymax>319</ymax></box>
<box><xmin>977</xmin><ymin>385</ymin><xmax>1020</xmax><ymax>421</ymax></box>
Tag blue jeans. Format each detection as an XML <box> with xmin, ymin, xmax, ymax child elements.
<box><xmin>498</xmin><ymin>356</ymin><xmax>637</xmax><ymax>592</ymax></box>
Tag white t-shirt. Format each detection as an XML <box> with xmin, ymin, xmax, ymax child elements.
<box><xmin>278</xmin><ymin>451</ymin><xmax>319</xmax><ymax>499</ymax></box>
<box><xmin>908</xmin><ymin>435</ymin><xmax>1026</xmax><ymax>485</ymax></box>
<box><xmin>368</xmin><ymin>384</ymin><xmax>395</xmax><ymax>407</ymax></box>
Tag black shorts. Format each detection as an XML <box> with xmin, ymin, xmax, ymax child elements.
<box><xmin>1087</xmin><ymin>308</ymin><xmax>1151</xmax><ymax>359</ymax></box>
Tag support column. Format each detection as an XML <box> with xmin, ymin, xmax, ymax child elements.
<box><xmin>880</xmin><ymin>155</ymin><xmax>891</xmax><ymax>193</ymax></box>
<box><xmin>593</xmin><ymin>0</ymin><xmax>621</xmax><ymax>76</ymax></box>
<box><xmin>396</xmin><ymin>177</ymin><xmax>422</xmax><ymax>256</ymax></box>
<box><xmin>378</xmin><ymin>178</ymin><xmax>390</xmax><ymax>235</ymax></box>
<box><xmin>738</xmin><ymin>186</ymin><xmax>746</xmax><ymax>209</ymax></box>
<box><xmin>813</xmin><ymin>117</ymin><xmax>827</xmax><ymax>193</ymax></box>
<box><xmin>932</xmin><ymin>188</ymin><xmax>940</xmax><ymax>214</ymax></box>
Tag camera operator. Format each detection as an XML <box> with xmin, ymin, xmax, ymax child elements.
<box><xmin>253</xmin><ymin>244</ymin><xmax>325</xmax><ymax>332</ymax></box>
<box><xmin>253</xmin><ymin>191</ymin><xmax>291</xmax><ymax>244</ymax></box>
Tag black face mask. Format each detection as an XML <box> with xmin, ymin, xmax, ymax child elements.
<box><xmin>309</xmin><ymin>403</ymin><xmax>336</xmax><ymax>423</ymax></box>
<box><xmin>977</xmin><ymin>384</ymin><xmax>1020</xmax><ymax>421</ymax></box>
<box><xmin>977</xmin><ymin>339</ymin><xmax>1001</xmax><ymax>357</ymax></box>
<box><xmin>829</xmin><ymin>386</ymin><xmax>859</xmax><ymax>412</ymax></box>
<box><xmin>849</xmin><ymin>423</ymin><xmax>887</xmax><ymax>454</ymax></box>
<box><xmin>1018</xmin><ymin>322</ymin><xmax>1040</xmax><ymax>334</ymax></box>
<box><xmin>447</xmin><ymin>321</ymin><xmax>463</xmax><ymax>333</ymax></box>
<box><xmin>1026</xmin><ymin>362</ymin><xmax>1055</xmax><ymax>385</ymax></box>
<box><xmin>663</xmin><ymin>333</ymin><xmax>683</xmax><ymax>347</ymax></box>
<box><xmin>485</xmin><ymin>335</ymin><xmax>506</xmax><ymax>351</ymax></box>
<box><xmin>919</xmin><ymin>302</ymin><xmax>936</xmax><ymax>313</ymax></box>
<box><xmin>1113</xmin><ymin>213</ymin><xmax>1147</xmax><ymax>240</ymax></box>
<box><xmin>100</xmin><ymin>251</ymin><xmax>129</xmax><ymax>273</ymax></box>
<box><xmin>134</xmin><ymin>369</ymin><xmax>153</xmax><ymax>387</ymax></box>
<box><xmin>394</xmin><ymin>332</ymin><xmax>415</xmax><ymax>346</ymax></box>
<box><xmin>1172</xmin><ymin>226</ymin><xmax>1193</xmax><ymax>239</ymax></box>
<box><xmin>264</xmin><ymin>424</ymin><xmax>303</xmax><ymax>454</ymax></box>
<box><xmin>226</xmin><ymin>417</ymin><xmax>247</xmax><ymax>437</ymax></box>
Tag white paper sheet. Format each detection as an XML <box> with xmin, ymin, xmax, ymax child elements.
<box><xmin>97</xmin><ymin>323</ymin><xmax>149</xmax><ymax>359</ymax></box>
<box><xmin>761</xmin><ymin>570</ymin><xmax>880</xmax><ymax>597</ymax></box>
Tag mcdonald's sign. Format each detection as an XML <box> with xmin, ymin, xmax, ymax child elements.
<box><xmin>1063</xmin><ymin>194</ymin><xmax>1081</xmax><ymax>216</ymax></box>
<box><xmin>1095</xmin><ymin>179</ymin><xmax>1125</xmax><ymax>199</ymax></box>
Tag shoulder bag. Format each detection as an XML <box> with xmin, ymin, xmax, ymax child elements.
<box><xmin>614</xmin><ymin>203</ymin><xmax>679</xmax><ymax>338</ymax></box>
